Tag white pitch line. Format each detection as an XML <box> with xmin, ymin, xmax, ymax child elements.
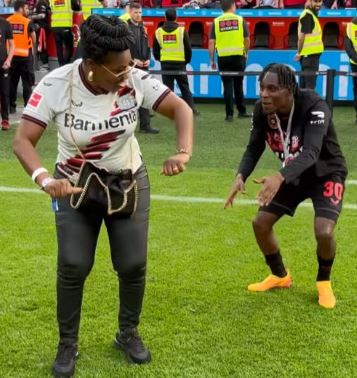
<box><xmin>347</xmin><ymin>180</ymin><xmax>357</xmax><ymax>185</ymax></box>
<box><xmin>1</xmin><ymin>186</ymin><xmax>357</xmax><ymax>210</ymax></box>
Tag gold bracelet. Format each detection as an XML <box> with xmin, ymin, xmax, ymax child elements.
<box><xmin>176</xmin><ymin>148</ymin><xmax>192</xmax><ymax>158</ymax></box>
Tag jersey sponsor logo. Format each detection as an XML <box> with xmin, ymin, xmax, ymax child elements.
<box><xmin>219</xmin><ymin>19</ymin><xmax>239</xmax><ymax>32</ymax></box>
<box><xmin>310</xmin><ymin>111</ymin><xmax>325</xmax><ymax>125</ymax></box>
<box><xmin>11</xmin><ymin>23</ymin><xmax>25</xmax><ymax>34</ymax></box>
<box><xmin>163</xmin><ymin>34</ymin><xmax>177</xmax><ymax>44</ymax></box>
<box><xmin>28</xmin><ymin>92</ymin><xmax>43</xmax><ymax>108</ymax></box>
<box><xmin>311</xmin><ymin>111</ymin><xmax>324</xmax><ymax>118</ymax></box>
<box><xmin>64</xmin><ymin>110</ymin><xmax>137</xmax><ymax>131</ymax></box>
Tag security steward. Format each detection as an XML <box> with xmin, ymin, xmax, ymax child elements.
<box><xmin>0</xmin><ymin>15</ymin><xmax>14</xmax><ymax>130</ymax></box>
<box><xmin>81</xmin><ymin>0</ymin><xmax>101</xmax><ymax>20</ymax></box>
<box><xmin>153</xmin><ymin>8</ymin><xmax>199</xmax><ymax>116</ymax></box>
<box><xmin>50</xmin><ymin>0</ymin><xmax>75</xmax><ymax>66</ymax></box>
<box><xmin>344</xmin><ymin>17</ymin><xmax>357</xmax><ymax>125</ymax></box>
<box><xmin>119</xmin><ymin>2</ymin><xmax>131</xmax><ymax>23</ymax></box>
<box><xmin>8</xmin><ymin>0</ymin><xmax>36</xmax><ymax>113</ymax></box>
<box><xmin>209</xmin><ymin>0</ymin><xmax>250</xmax><ymax>122</ymax></box>
<box><xmin>294</xmin><ymin>0</ymin><xmax>324</xmax><ymax>90</ymax></box>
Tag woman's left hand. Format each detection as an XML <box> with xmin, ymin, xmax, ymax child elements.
<box><xmin>161</xmin><ymin>153</ymin><xmax>190</xmax><ymax>176</ymax></box>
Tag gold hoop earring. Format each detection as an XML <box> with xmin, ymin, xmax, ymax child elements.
<box><xmin>87</xmin><ymin>71</ymin><xmax>94</xmax><ymax>82</ymax></box>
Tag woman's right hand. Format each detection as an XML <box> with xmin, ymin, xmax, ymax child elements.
<box><xmin>42</xmin><ymin>178</ymin><xmax>83</xmax><ymax>198</ymax></box>
<box><xmin>224</xmin><ymin>174</ymin><xmax>246</xmax><ymax>209</ymax></box>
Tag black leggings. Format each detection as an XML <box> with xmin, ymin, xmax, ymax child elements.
<box><xmin>54</xmin><ymin>165</ymin><xmax>150</xmax><ymax>342</ymax></box>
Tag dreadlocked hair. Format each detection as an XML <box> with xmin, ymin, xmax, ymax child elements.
<box><xmin>80</xmin><ymin>15</ymin><xmax>135</xmax><ymax>63</ymax></box>
<box><xmin>259</xmin><ymin>63</ymin><xmax>298</xmax><ymax>95</ymax></box>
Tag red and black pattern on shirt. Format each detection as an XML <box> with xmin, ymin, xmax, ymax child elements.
<box><xmin>58</xmin><ymin>131</ymin><xmax>124</xmax><ymax>175</ymax></box>
<box><xmin>266</xmin><ymin>130</ymin><xmax>302</xmax><ymax>162</ymax></box>
<box><xmin>266</xmin><ymin>129</ymin><xmax>284</xmax><ymax>159</ymax></box>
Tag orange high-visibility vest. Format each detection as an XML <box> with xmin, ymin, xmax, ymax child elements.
<box><xmin>7</xmin><ymin>13</ymin><xmax>31</xmax><ymax>57</ymax></box>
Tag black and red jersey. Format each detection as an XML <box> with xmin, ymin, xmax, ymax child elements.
<box><xmin>238</xmin><ymin>88</ymin><xmax>347</xmax><ymax>184</ymax></box>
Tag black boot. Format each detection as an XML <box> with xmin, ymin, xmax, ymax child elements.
<box><xmin>139</xmin><ymin>126</ymin><xmax>159</xmax><ymax>134</ymax></box>
<box><xmin>237</xmin><ymin>112</ymin><xmax>252</xmax><ymax>118</ymax></box>
<box><xmin>52</xmin><ymin>340</ymin><xmax>78</xmax><ymax>377</ymax></box>
<box><xmin>114</xmin><ymin>328</ymin><xmax>151</xmax><ymax>364</ymax></box>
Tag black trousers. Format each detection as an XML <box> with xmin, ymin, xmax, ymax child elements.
<box><xmin>54</xmin><ymin>165</ymin><xmax>150</xmax><ymax>342</ymax></box>
<box><xmin>53</xmin><ymin>27</ymin><xmax>73</xmax><ymax>66</ymax></box>
<box><xmin>300</xmin><ymin>54</ymin><xmax>320</xmax><ymax>90</ymax></box>
<box><xmin>217</xmin><ymin>55</ymin><xmax>247</xmax><ymax>117</ymax></box>
<box><xmin>161</xmin><ymin>62</ymin><xmax>195</xmax><ymax>111</ymax></box>
<box><xmin>9</xmin><ymin>57</ymin><xmax>33</xmax><ymax>108</ymax></box>
<box><xmin>350</xmin><ymin>63</ymin><xmax>357</xmax><ymax>116</ymax></box>
<box><xmin>0</xmin><ymin>65</ymin><xmax>10</xmax><ymax>121</ymax></box>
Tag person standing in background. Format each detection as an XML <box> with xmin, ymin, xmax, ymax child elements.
<box><xmin>153</xmin><ymin>8</ymin><xmax>199</xmax><ymax>116</ymax></box>
<box><xmin>209</xmin><ymin>0</ymin><xmax>250</xmax><ymax>122</ymax></box>
<box><xmin>31</xmin><ymin>0</ymin><xmax>51</xmax><ymax>70</ymax></box>
<box><xmin>127</xmin><ymin>2</ymin><xmax>159</xmax><ymax>134</ymax></box>
<box><xmin>0</xmin><ymin>16</ymin><xmax>15</xmax><ymax>130</ymax></box>
<box><xmin>295</xmin><ymin>0</ymin><xmax>324</xmax><ymax>90</ymax></box>
<box><xmin>119</xmin><ymin>1</ymin><xmax>131</xmax><ymax>22</ymax></box>
<box><xmin>8</xmin><ymin>0</ymin><xmax>36</xmax><ymax>115</ymax></box>
<box><xmin>50</xmin><ymin>0</ymin><xmax>74</xmax><ymax>66</ymax></box>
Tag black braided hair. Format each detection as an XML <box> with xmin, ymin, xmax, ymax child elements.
<box><xmin>80</xmin><ymin>15</ymin><xmax>135</xmax><ymax>63</ymax></box>
<box><xmin>259</xmin><ymin>63</ymin><xmax>298</xmax><ymax>95</ymax></box>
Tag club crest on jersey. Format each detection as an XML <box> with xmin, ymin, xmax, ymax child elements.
<box><xmin>110</xmin><ymin>87</ymin><xmax>137</xmax><ymax>116</ymax></box>
<box><xmin>267</xmin><ymin>114</ymin><xmax>278</xmax><ymax>129</ymax></box>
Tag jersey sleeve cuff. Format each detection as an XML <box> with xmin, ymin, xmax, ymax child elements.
<box><xmin>21</xmin><ymin>114</ymin><xmax>48</xmax><ymax>128</ymax></box>
<box><xmin>152</xmin><ymin>89</ymin><xmax>171</xmax><ymax>111</ymax></box>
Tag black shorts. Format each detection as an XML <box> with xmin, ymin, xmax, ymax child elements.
<box><xmin>260</xmin><ymin>174</ymin><xmax>345</xmax><ymax>223</ymax></box>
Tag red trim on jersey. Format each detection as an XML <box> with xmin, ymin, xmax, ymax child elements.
<box><xmin>152</xmin><ymin>89</ymin><xmax>171</xmax><ymax>110</ymax></box>
<box><xmin>21</xmin><ymin>114</ymin><xmax>47</xmax><ymax>128</ymax></box>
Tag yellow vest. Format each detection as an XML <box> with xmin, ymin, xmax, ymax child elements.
<box><xmin>298</xmin><ymin>9</ymin><xmax>324</xmax><ymax>56</ymax></box>
<box><xmin>346</xmin><ymin>22</ymin><xmax>357</xmax><ymax>65</ymax></box>
<box><xmin>50</xmin><ymin>0</ymin><xmax>72</xmax><ymax>28</ymax></box>
<box><xmin>82</xmin><ymin>0</ymin><xmax>100</xmax><ymax>20</ymax></box>
<box><xmin>119</xmin><ymin>13</ymin><xmax>131</xmax><ymax>23</ymax></box>
<box><xmin>214</xmin><ymin>13</ymin><xmax>244</xmax><ymax>57</ymax></box>
<box><xmin>155</xmin><ymin>27</ymin><xmax>185</xmax><ymax>62</ymax></box>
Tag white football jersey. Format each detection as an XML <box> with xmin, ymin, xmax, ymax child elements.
<box><xmin>22</xmin><ymin>59</ymin><xmax>170</xmax><ymax>181</ymax></box>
